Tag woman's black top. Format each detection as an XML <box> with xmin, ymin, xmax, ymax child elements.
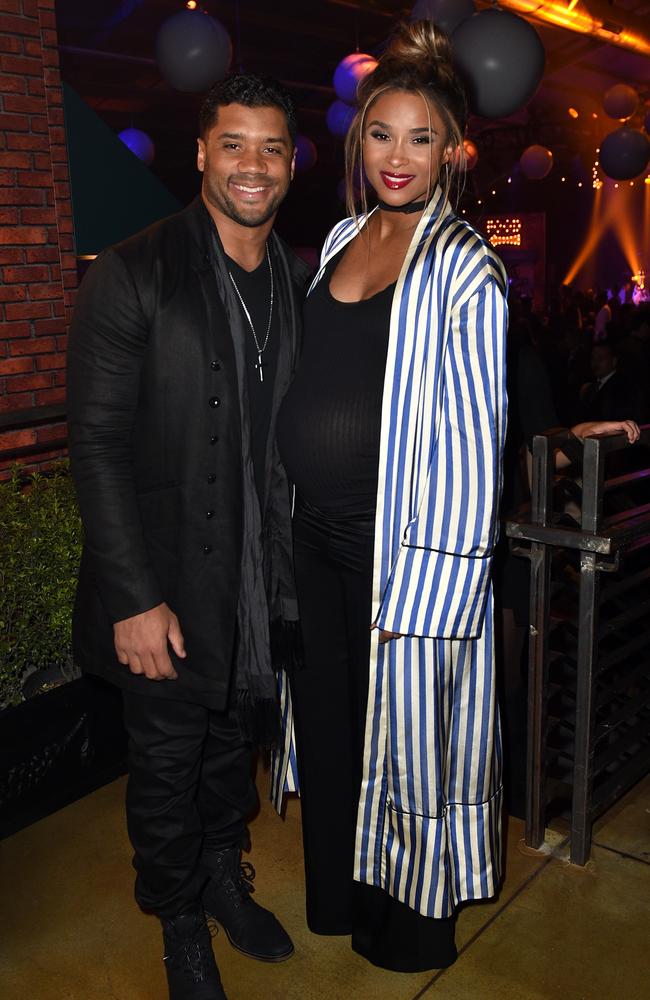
<box><xmin>277</xmin><ymin>248</ymin><xmax>394</xmax><ymax>514</ymax></box>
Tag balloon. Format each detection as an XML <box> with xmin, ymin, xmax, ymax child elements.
<box><xmin>326</xmin><ymin>100</ymin><xmax>356</xmax><ymax>137</ymax></box>
<box><xmin>57</xmin><ymin>0</ymin><xmax>142</xmax><ymax>29</ymax></box>
<box><xmin>602</xmin><ymin>84</ymin><xmax>638</xmax><ymax>121</ymax></box>
<box><xmin>411</xmin><ymin>0</ymin><xmax>475</xmax><ymax>36</ymax></box>
<box><xmin>333</xmin><ymin>53</ymin><xmax>377</xmax><ymax>105</ymax></box>
<box><xmin>452</xmin><ymin>9</ymin><xmax>545</xmax><ymax>119</ymax></box>
<box><xmin>295</xmin><ymin>135</ymin><xmax>317</xmax><ymax>173</ymax></box>
<box><xmin>464</xmin><ymin>138</ymin><xmax>478</xmax><ymax>170</ymax></box>
<box><xmin>336</xmin><ymin>176</ymin><xmax>363</xmax><ymax>205</ymax></box>
<box><xmin>599</xmin><ymin>127</ymin><xmax>650</xmax><ymax>181</ymax></box>
<box><xmin>156</xmin><ymin>10</ymin><xmax>232</xmax><ymax>93</ymax></box>
<box><xmin>118</xmin><ymin>127</ymin><xmax>155</xmax><ymax>166</ymax></box>
<box><xmin>520</xmin><ymin>144</ymin><xmax>553</xmax><ymax>180</ymax></box>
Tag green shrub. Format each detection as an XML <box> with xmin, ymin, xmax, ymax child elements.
<box><xmin>0</xmin><ymin>463</ymin><xmax>82</xmax><ymax>706</ymax></box>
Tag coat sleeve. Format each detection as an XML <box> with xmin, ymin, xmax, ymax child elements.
<box><xmin>67</xmin><ymin>248</ymin><xmax>164</xmax><ymax>624</ymax></box>
<box><xmin>375</xmin><ymin>273</ymin><xmax>508</xmax><ymax>639</ymax></box>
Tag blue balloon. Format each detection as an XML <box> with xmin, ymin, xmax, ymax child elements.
<box><xmin>411</xmin><ymin>0</ymin><xmax>475</xmax><ymax>35</ymax></box>
<box><xmin>333</xmin><ymin>53</ymin><xmax>377</xmax><ymax>105</ymax></box>
<box><xmin>57</xmin><ymin>0</ymin><xmax>142</xmax><ymax>29</ymax></box>
<box><xmin>156</xmin><ymin>10</ymin><xmax>232</xmax><ymax>93</ymax></box>
<box><xmin>295</xmin><ymin>135</ymin><xmax>317</xmax><ymax>173</ymax></box>
<box><xmin>326</xmin><ymin>101</ymin><xmax>356</xmax><ymax>138</ymax></box>
<box><xmin>118</xmin><ymin>127</ymin><xmax>155</xmax><ymax>166</ymax></box>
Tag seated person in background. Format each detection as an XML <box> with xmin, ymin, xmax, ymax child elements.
<box><xmin>579</xmin><ymin>340</ymin><xmax>643</xmax><ymax>424</ymax></box>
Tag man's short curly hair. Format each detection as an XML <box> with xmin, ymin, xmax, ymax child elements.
<box><xmin>199</xmin><ymin>74</ymin><xmax>297</xmax><ymax>144</ymax></box>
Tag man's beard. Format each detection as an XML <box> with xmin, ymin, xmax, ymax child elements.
<box><xmin>204</xmin><ymin>175</ymin><xmax>287</xmax><ymax>229</ymax></box>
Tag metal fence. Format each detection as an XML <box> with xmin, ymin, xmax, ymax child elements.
<box><xmin>506</xmin><ymin>425</ymin><xmax>650</xmax><ymax>865</ymax></box>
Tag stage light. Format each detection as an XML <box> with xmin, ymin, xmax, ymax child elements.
<box><xmin>561</xmin><ymin>176</ymin><xmax>566</xmax><ymax>182</ymax></box>
<box><xmin>568</xmin><ymin>107</ymin><xmax>579</xmax><ymax>118</ymax></box>
<box><xmin>614</xmin><ymin>183</ymin><xmax>619</xmax><ymax>188</ymax></box>
<box><xmin>478</xmin><ymin>199</ymin><xmax>482</xmax><ymax>205</ymax></box>
<box><xmin>578</xmin><ymin>181</ymin><xmax>583</xmax><ymax>187</ymax></box>
<box><xmin>492</xmin><ymin>189</ymin><xmax>496</xmax><ymax>195</ymax></box>
<box><xmin>507</xmin><ymin>177</ymin><xmax>512</xmax><ymax>184</ymax></box>
<box><xmin>592</xmin><ymin>113</ymin><xmax>598</xmax><ymax>119</ymax></box>
<box><xmin>186</xmin><ymin>1</ymin><xmax>198</xmax><ymax>8</ymax></box>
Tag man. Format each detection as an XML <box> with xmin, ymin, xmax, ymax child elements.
<box><xmin>67</xmin><ymin>76</ymin><xmax>310</xmax><ymax>1000</ymax></box>
<box><xmin>579</xmin><ymin>340</ymin><xmax>641</xmax><ymax>423</ymax></box>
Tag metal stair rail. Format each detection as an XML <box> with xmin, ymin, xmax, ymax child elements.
<box><xmin>506</xmin><ymin>425</ymin><xmax>650</xmax><ymax>865</ymax></box>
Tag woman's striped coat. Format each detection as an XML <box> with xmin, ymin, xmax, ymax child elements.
<box><xmin>272</xmin><ymin>186</ymin><xmax>508</xmax><ymax>919</ymax></box>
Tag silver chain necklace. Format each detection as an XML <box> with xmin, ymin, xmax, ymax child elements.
<box><xmin>227</xmin><ymin>243</ymin><xmax>274</xmax><ymax>383</ymax></box>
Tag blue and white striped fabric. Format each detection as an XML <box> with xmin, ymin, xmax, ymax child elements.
<box><xmin>272</xmin><ymin>185</ymin><xmax>508</xmax><ymax>917</ymax></box>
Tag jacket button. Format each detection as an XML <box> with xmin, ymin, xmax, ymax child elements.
<box><xmin>211</xmin><ymin>360</ymin><xmax>221</xmax><ymax>371</ymax></box>
<box><xmin>209</xmin><ymin>396</ymin><xmax>221</xmax><ymax>408</ymax></box>
<box><xmin>207</xmin><ymin>473</ymin><xmax>216</xmax><ymax>484</ymax></box>
<box><xmin>210</xmin><ymin>434</ymin><xmax>219</xmax><ymax>445</ymax></box>
<box><xmin>203</xmin><ymin>544</ymin><xmax>212</xmax><ymax>555</ymax></box>
<box><xmin>206</xmin><ymin>509</ymin><xmax>215</xmax><ymax>519</ymax></box>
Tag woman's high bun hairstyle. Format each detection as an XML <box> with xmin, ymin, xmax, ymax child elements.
<box><xmin>345</xmin><ymin>20</ymin><xmax>468</xmax><ymax>223</ymax></box>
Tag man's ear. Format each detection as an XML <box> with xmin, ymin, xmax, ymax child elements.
<box><xmin>197</xmin><ymin>138</ymin><xmax>206</xmax><ymax>173</ymax></box>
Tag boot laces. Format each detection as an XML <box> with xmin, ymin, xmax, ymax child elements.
<box><xmin>225</xmin><ymin>860</ymin><xmax>256</xmax><ymax>906</ymax></box>
<box><xmin>164</xmin><ymin>921</ymin><xmax>209</xmax><ymax>983</ymax></box>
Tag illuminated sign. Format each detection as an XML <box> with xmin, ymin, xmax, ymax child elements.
<box><xmin>486</xmin><ymin>217</ymin><xmax>522</xmax><ymax>247</ymax></box>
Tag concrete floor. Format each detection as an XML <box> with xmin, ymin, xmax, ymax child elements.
<box><xmin>1</xmin><ymin>771</ymin><xmax>648</xmax><ymax>1000</ymax></box>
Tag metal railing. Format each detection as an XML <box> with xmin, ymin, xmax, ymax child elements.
<box><xmin>506</xmin><ymin>425</ymin><xmax>650</xmax><ymax>865</ymax></box>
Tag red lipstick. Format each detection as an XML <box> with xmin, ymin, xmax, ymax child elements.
<box><xmin>380</xmin><ymin>171</ymin><xmax>415</xmax><ymax>190</ymax></box>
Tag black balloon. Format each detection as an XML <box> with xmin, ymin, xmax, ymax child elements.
<box><xmin>599</xmin><ymin>127</ymin><xmax>650</xmax><ymax>181</ymax></box>
<box><xmin>411</xmin><ymin>0</ymin><xmax>475</xmax><ymax>36</ymax></box>
<box><xmin>452</xmin><ymin>9</ymin><xmax>545</xmax><ymax>119</ymax></box>
<box><xmin>156</xmin><ymin>10</ymin><xmax>232</xmax><ymax>94</ymax></box>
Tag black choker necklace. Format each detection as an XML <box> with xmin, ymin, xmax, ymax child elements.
<box><xmin>377</xmin><ymin>199</ymin><xmax>427</xmax><ymax>214</ymax></box>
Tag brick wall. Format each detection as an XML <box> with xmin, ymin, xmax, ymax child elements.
<box><xmin>0</xmin><ymin>0</ymin><xmax>77</xmax><ymax>476</ymax></box>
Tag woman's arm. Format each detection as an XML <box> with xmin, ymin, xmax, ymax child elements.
<box><xmin>375</xmin><ymin>273</ymin><xmax>508</xmax><ymax>640</ymax></box>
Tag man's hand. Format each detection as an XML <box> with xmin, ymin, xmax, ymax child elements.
<box><xmin>114</xmin><ymin>603</ymin><xmax>186</xmax><ymax>681</ymax></box>
<box><xmin>371</xmin><ymin>623</ymin><xmax>404</xmax><ymax>645</ymax></box>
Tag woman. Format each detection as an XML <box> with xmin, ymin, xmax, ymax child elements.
<box><xmin>275</xmin><ymin>21</ymin><xmax>507</xmax><ymax>972</ymax></box>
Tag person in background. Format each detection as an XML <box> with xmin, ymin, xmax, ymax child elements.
<box><xmin>67</xmin><ymin>75</ymin><xmax>310</xmax><ymax>1000</ymax></box>
<box><xmin>276</xmin><ymin>20</ymin><xmax>507</xmax><ymax>973</ymax></box>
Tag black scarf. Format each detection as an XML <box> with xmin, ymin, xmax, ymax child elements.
<box><xmin>209</xmin><ymin>223</ymin><xmax>301</xmax><ymax>745</ymax></box>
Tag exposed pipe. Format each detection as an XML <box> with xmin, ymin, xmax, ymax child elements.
<box><xmin>499</xmin><ymin>0</ymin><xmax>650</xmax><ymax>59</ymax></box>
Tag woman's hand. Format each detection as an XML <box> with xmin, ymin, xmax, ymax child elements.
<box><xmin>571</xmin><ymin>420</ymin><xmax>641</xmax><ymax>444</ymax></box>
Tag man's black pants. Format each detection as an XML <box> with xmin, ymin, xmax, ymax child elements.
<box><xmin>122</xmin><ymin>691</ymin><xmax>256</xmax><ymax>920</ymax></box>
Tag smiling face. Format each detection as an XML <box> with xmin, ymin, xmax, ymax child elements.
<box><xmin>362</xmin><ymin>89</ymin><xmax>454</xmax><ymax>208</ymax></box>
<box><xmin>197</xmin><ymin>102</ymin><xmax>295</xmax><ymax>229</ymax></box>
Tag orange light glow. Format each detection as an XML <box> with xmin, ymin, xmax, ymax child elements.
<box><xmin>186</xmin><ymin>1</ymin><xmax>198</xmax><ymax>8</ymax></box>
<box><xmin>502</xmin><ymin>1</ymin><xmax>650</xmax><ymax>57</ymax></box>
<box><xmin>568</xmin><ymin>107</ymin><xmax>579</xmax><ymax>119</ymax></box>
<box><xmin>486</xmin><ymin>217</ymin><xmax>522</xmax><ymax>248</ymax></box>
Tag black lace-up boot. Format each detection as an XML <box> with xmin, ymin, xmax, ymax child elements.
<box><xmin>202</xmin><ymin>847</ymin><xmax>294</xmax><ymax>962</ymax></box>
<box><xmin>161</xmin><ymin>908</ymin><xmax>228</xmax><ymax>1000</ymax></box>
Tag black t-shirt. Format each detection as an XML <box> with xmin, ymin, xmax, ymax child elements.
<box><xmin>277</xmin><ymin>248</ymin><xmax>393</xmax><ymax>514</ymax></box>
<box><xmin>225</xmin><ymin>252</ymin><xmax>280</xmax><ymax>504</ymax></box>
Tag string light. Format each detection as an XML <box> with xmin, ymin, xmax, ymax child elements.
<box><xmin>486</xmin><ymin>217</ymin><xmax>522</xmax><ymax>247</ymax></box>
<box><xmin>568</xmin><ymin>107</ymin><xmax>579</xmax><ymax>118</ymax></box>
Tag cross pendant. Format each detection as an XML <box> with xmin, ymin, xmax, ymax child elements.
<box><xmin>255</xmin><ymin>352</ymin><xmax>266</xmax><ymax>383</ymax></box>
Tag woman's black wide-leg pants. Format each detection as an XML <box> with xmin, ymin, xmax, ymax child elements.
<box><xmin>290</xmin><ymin>498</ymin><xmax>457</xmax><ymax>972</ymax></box>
